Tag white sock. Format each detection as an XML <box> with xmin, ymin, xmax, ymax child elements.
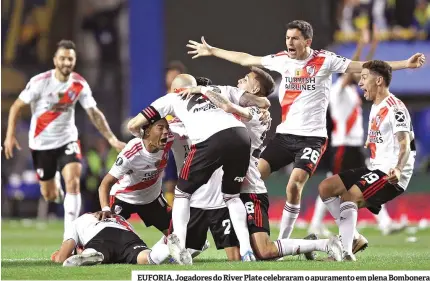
<box><xmin>223</xmin><ymin>193</ymin><xmax>252</xmax><ymax>256</ymax></box>
<box><xmin>278</xmin><ymin>202</ymin><xmax>300</xmax><ymax>239</ymax></box>
<box><xmin>322</xmin><ymin>196</ymin><xmax>340</xmax><ymax>225</ymax></box>
<box><xmin>148</xmin><ymin>242</ymin><xmax>170</xmax><ymax>264</ymax></box>
<box><xmin>339</xmin><ymin>202</ymin><xmax>358</xmax><ymax>255</ymax></box>
<box><xmin>153</xmin><ymin>235</ymin><xmax>167</xmax><ymax>247</ymax></box>
<box><xmin>309</xmin><ymin>196</ymin><xmax>327</xmax><ymax>230</ymax></box>
<box><xmin>324</xmin><ymin>197</ymin><xmax>360</xmax><ymax>239</ymax></box>
<box><xmin>172</xmin><ymin>188</ymin><xmax>191</xmax><ymax>249</ymax></box>
<box><xmin>63</xmin><ymin>193</ymin><xmax>81</xmax><ymax>230</ymax></box>
<box><xmin>375</xmin><ymin>204</ymin><xmax>392</xmax><ymax>229</ymax></box>
<box><xmin>274</xmin><ymin>238</ymin><xmax>328</xmax><ymax>256</ymax></box>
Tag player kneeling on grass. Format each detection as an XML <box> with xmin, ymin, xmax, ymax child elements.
<box><xmin>51</xmin><ymin>212</ymin><xmax>192</xmax><ymax>266</ymax></box>
<box><xmin>318</xmin><ymin>60</ymin><xmax>419</xmax><ymax>261</ymax></box>
<box><xmin>97</xmin><ymin>118</ymin><xmax>174</xmax><ymax>237</ymax></box>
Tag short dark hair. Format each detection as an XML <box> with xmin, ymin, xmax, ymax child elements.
<box><xmin>362</xmin><ymin>60</ymin><xmax>392</xmax><ymax>87</ymax></box>
<box><xmin>251</xmin><ymin>67</ymin><xmax>275</xmax><ymax>97</ymax></box>
<box><xmin>196</xmin><ymin>76</ymin><xmax>213</xmax><ymax>86</ymax></box>
<box><xmin>285</xmin><ymin>20</ymin><xmax>313</xmax><ymax>39</ymax></box>
<box><xmin>167</xmin><ymin>60</ymin><xmax>187</xmax><ymax>74</ymax></box>
<box><xmin>56</xmin><ymin>40</ymin><xmax>76</xmax><ymax>51</ymax></box>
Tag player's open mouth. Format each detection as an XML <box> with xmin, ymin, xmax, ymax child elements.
<box><xmin>288</xmin><ymin>48</ymin><xmax>296</xmax><ymax>54</ymax></box>
<box><xmin>160</xmin><ymin>138</ymin><xmax>168</xmax><ymax>144</ymax></box>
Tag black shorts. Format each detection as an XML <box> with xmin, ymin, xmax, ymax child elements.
<box><xmin>261</xmin><ymin>133</ymin><xmax>328</xmax><ymax>176</ymax></box>
<box><xmin>185</xmin><ymin>207</ymin><xmax>239</xmax><ymax>250</ymax></box>
<box><xmin>31</xmin><ymin>140</ymin><xmax>82</xmax><ymax>181</ymax></box>
<box><xmin>85</xmin><ymin>227</ymin><xmax>148</xmax><ymax>264</ymax></box>
<box><xmin>331</xmin><ymin>146</ymin><xmax>365</xmax><ymax>174</ymax></box>
<box><xmin>110</xmin><ymin>193</ymin><xmax>171</xmax><ymax>232</ymax></box>
<box><xmin>338</xmin><ymin>167</ymin><xmax>405</xmax><ymax>214</ymax></box>
<box><xmin>178</xmin><ymin>127</ymin><xmax>251</xmax><ymax>195</ymax></box>
<box><xmin>240</xmin><ymin>193</ymin><xmax>270</xmax><ymax>235</ymax></box>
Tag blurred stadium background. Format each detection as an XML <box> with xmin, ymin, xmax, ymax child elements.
<box><xmin>1</xmin><ymin>0</ymin><xmax>430</xmax><ymax>228</ymax></box>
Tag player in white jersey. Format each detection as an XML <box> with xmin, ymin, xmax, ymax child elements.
<box><xmin>4</xmin><ymin>40</ymin><xmax>125</xmax><ymax>231</ymax></box>
<box><xmin>187</xmin><ymin>20</ymin><xmax>425</xmax><ymax>241</ymax></box>
<box><xmin>50</xmin><ymin>213</ymin><xmax>191</xmax><ymax>266</ymax></box>
<box><xmin>180</xmin><ymin>69</ymin><xmax>343</xmax><ymax>262</ymax></box>
<box><xmin>319</xmin><ymin>60</ymin><xmax>417</xmax><ymax>261</ymax></box>
<box><xmin>127</xmin><ymin>74</ymin><xmax>270</xmax><ymax>262</ymax></box>
<box><xmin>309</xmin><ymin>32</ymin><xmax>406</xmax><ymax>244</ymax></box>
<box><xmin>169</xmin><ymin>118</ymin><xmax>240</xmax><ymax>261</ymax></box>
<box><xmin>97</xmin><ymin>119</ymin><xmax>173</xmax><ymax>236</ymax></box>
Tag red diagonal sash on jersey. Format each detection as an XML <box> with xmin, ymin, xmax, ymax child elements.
<box><xmin>368</xmin><ymin>106</ymin><xmax>389</xmax><ymax>159</ymax></box>
<box><xmin>115</xmin><ymin>177</ymin><xmax>160</xmax><ymax>194</ymax></box>
<box><xmin>34</xmin><ymin>82</ymin><xmax>83</xmax><ymax>137</ymax></box>
<box><xmin>345</xmin><ymin>105</ymin><xmax>360</xmax><ymax>135</ymax></box>
<box><xmin>281</xmin><ymin>56</ymin><xmax>326</xmax><ymax>122</ymax></box>
<box><xmin>116</xmin><ymin>137</ymin><xmax>174</xmax><ymax>194</ymax></box>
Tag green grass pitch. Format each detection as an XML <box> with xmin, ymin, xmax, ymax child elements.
<box><xmin>2</xmin><ymin>220</ymin><xmax>430</xmax><ymax>280</ymax></box>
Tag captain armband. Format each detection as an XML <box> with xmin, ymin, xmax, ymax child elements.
<box><xmin>140</xmin><ymin>106</ymin><xmax>162</xmax><ymax>126</ymax></box>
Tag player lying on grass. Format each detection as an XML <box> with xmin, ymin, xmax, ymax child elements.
<box><xmin>51</xmin><ymin>212</ymin><xmax>191</xmax><ymax>266</ymax></box>
<box><xmin>179</xmin><ymin>68</ymin><xmax>344</xmax><ymax>262</ymax></box>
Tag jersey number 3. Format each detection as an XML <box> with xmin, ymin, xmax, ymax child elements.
<box><xmin>65</xmin><ymin>142</ymin><xmax>81</xmax><ymax>155</ymax></box>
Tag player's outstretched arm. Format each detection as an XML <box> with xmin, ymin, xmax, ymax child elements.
<box><xmin>86</xmin><ymin>107</ymin><xmax>126</xmax><ymax>152</ymax></box>
<box><xmin>187</xmin><ymin>36</ymin><xmax>263</xmax><ymax>67</ymax></box>
<box><xmin>3</xmin><ymin>99</ymin><xmax>26</xmax><ymax>159</ymax></box>
<box><xmin>346</xmin><ymin>53</ymin><xmax>426</xmax><ymax>73</ymax></box>
<box><xmin>98</xmin><ymin>173</ymin><xmax>119</xmax><ymax>219</ymax></box>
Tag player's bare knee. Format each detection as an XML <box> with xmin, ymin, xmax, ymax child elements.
<box><xmin>65</xmin><ymin>177</ymin><xmax>80</xmax><ymax>194</ymax></box>
<box><xmin>136</xmin><ymin>250</ymin><xmax>151</xmax><ymax>265</ymax></box>
<box><xmin>40</xmin><ymin>189</ymin><xmax>56</xmax><ymax>201</ymax></box>
<box><xmin>258</xmin><ymin>159</ymin><xmax>271</xmax><ymax>180</ymax></box>
<box><xmin>287</xmin><ymin>180</ymin><xmax>305</xmax><ymax>197</ymax></box>
<box><xmin>40</xmin><ymin>181</ymin><xmax>57</xmax><ymax>201</ymax></box>
<box><xmin>318</xmin><ymin>179</ymin><xmax>334</xmax><ymax>199</ymax></box>
<box><xmin>252</xmin><ymin>234</ymin><xmax>277</xmax><ymax>260</ymax></box>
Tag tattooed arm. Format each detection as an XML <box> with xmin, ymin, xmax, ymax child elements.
<box><xmin>395</xmin><ymin>131</ymin><xmax>411</xmax><ymax>172</ymax></box>
<box><xmin>86</xmin><ymin>107</ymin><xmax>126</xmax><ymax>151</ymax></box>
<box><xmin>387</xmin><ymin>131</ymin><xmax>411</xmax><ymax>184</ymax></box>
<box><xmin>202</xmin><ymin>88</ymin><xmax>252</xmax><ymax>121</ymax></box>
<box><xmin>239</xmin><ymin>92</ymin><xmax>270</xmax><ymax>109</ymax></box>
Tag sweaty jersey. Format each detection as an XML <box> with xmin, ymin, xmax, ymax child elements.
<box><xmin>329</xmin><ymin>76</ymin><xmax>364</xmax><ymax>147</ymax></box>
<box><xmin>108</xmin><ymin>135</ymin><xmax>174</xmax><ymax>205</ymax></box>
<box><xmin>169</xmin><ymin>118</ymin><xmax>225</xmax><ymax>209</ymax></box>
<box><xmin>150</xmin><ymin>89</ymin><xmax>245</xmax><ymax>144</ymax></box>
<box><xmin>63</xmin><ymin>213</ymin><xmax>136</xmax><ymax>246</ymax></box>
<box><xmin>367</xmin><ymin>94</ymin><xmax>415</xmax><ymax>189</ymax></box>
<box><xmin>261</xmin><ymin>49</ymin><xmax>351</xmax><ymax>138</ymax></box>
<box><xmin>170</xmin><ymin>85</ymin><xmax>270</xmax><ymax>195</ymax></box>
<box><xmin>214</xmin><ymin>85</ymin><xmax>269</xmax><ymax>194</ymax></box>
<box><xmin>18</xmin><ymin>70</ymin><xmax>97</xmax><ymax>150</ymax></box>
